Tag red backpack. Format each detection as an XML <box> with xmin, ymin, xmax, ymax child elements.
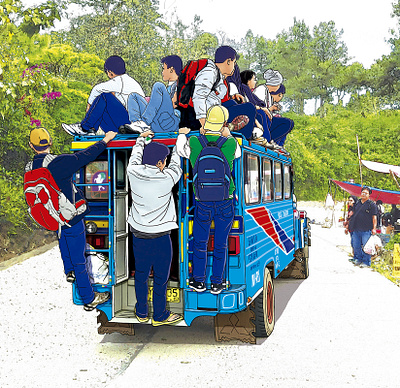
<box><xmin>177</xmin><ymin>59</ymin><xmax>228</xmax><ymax>109</ymax></box>
<box><xmin>24</xmin><ymin>155</ymin><xmax>86</xmax><ymax>235</ymax></box>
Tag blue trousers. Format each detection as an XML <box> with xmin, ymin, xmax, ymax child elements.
<box><xmin>81</xmin><ymin>93</ymin><xmax>129</xmax><ymax>133</ymax></box>
<box><xmin>192</xmin><ymin>199</ymin><xmax>234</xmax><ymax>284</ymax></box>
<box><xmin>256</xmin><ymin>109</ymin><xmax>272</xmax><ymax>142</ymax></box>
<box><xmin>353</xmin><ymin>230</ymin><xmax>372</xmax><ymax>265</ymax></box>
<box><xmin>222</xmin><ymin>100</ymin><xmax>256</xmax><ymax>139</ymax></box>
<box><xmin>58</xmin><ymin>220</ymin><xmax>94</xmax><ymax>304</ymax></box>
<box><xmin>127</xmin><ymin>82</ymin><xmax>179</xmax><ymax>133</ymax></box>
<box><xmin>132</xmin><ymin>234</ymin><xmax>172</xmax><ymax>321</ymax></box>
<box><xmin>269</xmin><ymin>116</ymin><xmax>294</xmax><ymax>146</ymax></box>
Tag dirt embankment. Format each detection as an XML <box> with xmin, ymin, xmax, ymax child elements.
<box><xmin>0</xmin><ymin>221</ymin><xmax>56</xmax><ymax>263</ymax></box>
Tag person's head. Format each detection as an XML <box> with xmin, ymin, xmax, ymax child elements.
<box><xmin>348</xmin><ymin>195</ymin><xmax>357</xmax><ymax>207</ymax></box>
<box><xmin>215</xmin><ymin>46</ymin><xmax>239</xmax><ymax>77</ymax></box>
<box><xmin>263</xmin><ymin>68</ymin><xmax>283</xmax><ymax>93</ymax></box>
<box><xmin>361</xmin><ymin>186</ymin><xmax>372</xmax><ymax>201</ymax></box>
<box><xmin>142</xmin><ymin>142</ymin><xmax>170</xmax><ymax>171</ymax></box>
<box><xmin>270</xmin><ymin>84</ymin><xmax>286</xmax><ymax>103</ymax></box>
<box><xmin>203</xmin><ymin>105</ymin><xmax>229</xmax><ymax>133</ymax></box>
<box><xmin>29</xmin><ymin>127</ymin><xmax>52</xmax><ymax>153</ymax></box>
<box><xmin>104</xmin><ymin>56</ymin><xmax>126</xmax><ymax>78</ymax></box>
<box><xmin>376</xmin><ymin>200</ymin><xmax>383</xmax><ymax>205</ymax></box>
<box><xmin>161</xmin><ymin>55</ymin><xmax>183</xmax><ymax>82</ymax></box>
<box><xmin>240</xmin><ymin>70</ymin><xmax>257</xmax><ymax>90</ymax></box>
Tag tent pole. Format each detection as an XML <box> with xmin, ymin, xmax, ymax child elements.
<box><xmin>356</xmin><ymin>134</ymin><xmax>363</xmax><ymax>186</ymax></box>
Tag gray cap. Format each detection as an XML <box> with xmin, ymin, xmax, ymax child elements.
<box><xmin>263</xmin><ymin>69</ymin><xmax>283</xmax><ymax>86</ymax></box>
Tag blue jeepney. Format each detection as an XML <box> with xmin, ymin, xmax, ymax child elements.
<box><xmin>70</xmin><ymin>131</ymin><xmax>310</xmax><ymax>342</ymax></box>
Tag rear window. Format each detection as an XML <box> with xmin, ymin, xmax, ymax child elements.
<box><xmin>275</xmin><ymin>162</ymin><xmax>283</xmax><ymax>201</ymax></box>
<box><xmin>85</xmin><ymin>161</ymin><xmax>108</xmax><ymax>200</ymax></box>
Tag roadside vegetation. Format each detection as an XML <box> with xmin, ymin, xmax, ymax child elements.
<box><xmin>2</xmin><ymin>0</ymin><xmax>400</xmax><ymax>259</ymax></box>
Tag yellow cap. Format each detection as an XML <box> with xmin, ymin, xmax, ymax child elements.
<box><xmin>29</xmin><ymin>127</ymin><xmax>51</xmax><ymax>149</ymax></box>
<box><xmin>204</xmin><ymin>105</ymin><xmax>229</xmax><ymax>132</ymax></box>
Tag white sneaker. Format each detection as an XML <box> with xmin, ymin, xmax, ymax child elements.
<box><xmin>124</xmin><ymin>120</ymin><xmax>151</xmax><ymax>134</ymax></box>
<box><xmin>62</xmin><ymin>123</ymin><xmax>86</xmax><ymax>136</ymax></box>
<box><xmin>252</xmin><ymin>127</ymin><xmax>263</xmax><ymax>139</ymax></box>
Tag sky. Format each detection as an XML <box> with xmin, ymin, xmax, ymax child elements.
<box><xmin>22</xmin><ymin>0</ymin><xmax>398</xmax><ymax>69</ymax></box>
<box><xmin>158</xmin><ymin>0</ymin><xmax>398</xmax><ymax>69</ymax></box>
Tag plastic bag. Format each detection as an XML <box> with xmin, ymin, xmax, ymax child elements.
<box><xmin>85</xmin><ymin>243</ymin><xmax>109</xmax><ymax>284</ymax></box>
<box><xmin>363</xmin><ymin>235</ymin><xmax>383</xmax><ymax>256</ymax></box>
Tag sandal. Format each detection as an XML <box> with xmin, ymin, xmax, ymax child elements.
<box><xmin>134</xmin><ymin>308</ymin><xmax>149</xmax><ymax>323</ymax></box>
<box><xmin>152</xmin><ymin>312</ymin><xmax>183</xmax><ymax>327</ymax></box>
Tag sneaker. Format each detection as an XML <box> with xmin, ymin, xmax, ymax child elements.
<box><xmin>62</xmin><ymin>123</ymin><xmax>87</xmax><ymax>136</ymax></box>
<box><xmin>210</xmin><ymin>283</ymin><xmax>225</xmax><ymax>295</ymax></box>
<box><xmin>83</xmin><ymin>292</ymin><xmax>110</xmax><ymax>311</ymax></box>
<box><xmin>66</xmin><ymin>271</ymin><xmax>75</xmax><ymax>283</ymax></box>
<box><xmin>348</xmin><ymin>258</ymin><xmax>356</xmax><ymax>263</ymax></box>
<box><xmin>188</xmin><ymin>278</ymin><xmax>206</xmax><ymax>292</ymax></box>
<box><xmin>251</xmin><ymin>126</ymin><xmax>264</xmax><ymax>139</ymax></box>
<box><xmin>120</xmin><ymin>120</ymin><xmax>150</xmax><ymax>134</ymax></box>
<box><xmin>353</xmin><ymin>260</ymin><xmax>362</xmax><ymax>266</ymax></box>
<box><xmin>359</xmin><ymin>263</ymin><xmax>370</xmax><ymax>268</ymax></box>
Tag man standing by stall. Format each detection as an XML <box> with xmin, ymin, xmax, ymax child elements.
<box><xmin>349</xmin><ymin>186</ymin><xmax>378</xmax><ymax>267</ymax></box>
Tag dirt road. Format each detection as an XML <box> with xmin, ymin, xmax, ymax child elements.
<box><xmin>1</xmin><ymin>206</ymin><xmax>399</xmax><ymax>387</ymax></box>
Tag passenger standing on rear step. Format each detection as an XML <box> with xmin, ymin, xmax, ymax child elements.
<box><xmin>176</xmin><ymin>105</ymin><xmax>241</xmax><ymax>295</ymax></box>
<box><xmin>126</xmin><ymin>130</ymin><xmax>183</xmax><ymax>326</ymax></box>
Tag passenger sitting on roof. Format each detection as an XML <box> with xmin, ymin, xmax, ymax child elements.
<box><xmin>62</xmin><ymin>56</ymin><xmax>144</xmax><ymax>136</ymax></box>
<box><xmin>227</xmin><ymin>65</ymin><xmax>275</xmax><ymax>149</ymax></box>
<box><xmin>122</xmin><ymin>55</ymin><xmax>183</xmax><ymax>134</ymax></box>
<box><xmin>253</xmin><ymin>69</ymin><xmax>294</xmax><ymax>147</ymax></box>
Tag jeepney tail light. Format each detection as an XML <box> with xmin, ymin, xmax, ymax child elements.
<box><xmin>207</xmin><ymin>235</ymin><xmax>240</xmax><ymax>255</ymax></box>
<box><xmin>299</xmin><ymin>210</ymin><xmax>307</xmax><ymax>219</ymax></box>
<box><xmin>87</xmin><ymin>235</ymin><xmax>106</xmax><ymax>249</ymax></box>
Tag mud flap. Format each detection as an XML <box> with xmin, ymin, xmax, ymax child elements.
<box><xmin>214</xmin><ymin>307</ymin><xmax>256</xmax><ymax>344</ymax></box>
<box><xmin>279</xmin><ymin>249</ymin><xmax>308</xmax><ymax>279</ymax></box>
<box><xmin>97</xmin><ymin>310</ymin><xmax>135</xmax><ymax>336</ymax></box>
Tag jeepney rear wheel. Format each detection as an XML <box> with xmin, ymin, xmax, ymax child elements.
<box><xmin>251</xmin><ymin>267</ymin><xmax>275</xmax><ymax>338</ymax></box>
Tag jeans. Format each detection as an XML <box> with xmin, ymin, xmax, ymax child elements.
<box><xmin>127</xmin><ymin>82</ymin><xmax>179</xmax><ymax>133</ymax></box>
<box><xmin>352</xmin><ymin>230</ymin><xmax>372</xmax><ymax>265</ymax></box>
<box><xmin>132</xmin><ymin>233</ymin><xmax>173</xmax><ymax>321</ymax></box>
<box><xmin>222</xmin><ymin>100</ymin><xmax>257</xmax><ymax>139</ymax></box>
<box><xmin>255</xmin><ymin>109</ymin><xmax>272</xmax><ymax>142</ymax></box>
<box><xmin>192</xmin><ymin>199</ymin><xmax>234</xmax><ymax>284</ymax></box>
<box><xmin>269</xmin><ymin>116</ymin><xmax>294</xmax><ymax>146</ymax></box>
<box><xmin>59</xmin><ymin>220</ymin><xmax>94</xmax><ymax>304</ymax></box>
<box><xmin>81</xmin><ymin>93</ymin><xmax>129</xmax><ymax>133</ymax></box>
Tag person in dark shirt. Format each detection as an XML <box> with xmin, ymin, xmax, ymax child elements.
<box><xmin>27</xmin><ymin>127</ymin><xmax>116</xmax><ymax>310</ymax></box>
<box><xmin>349</xmin><ymin>186</ymin><xmax>377</xmax><ymax>267</ymax></box>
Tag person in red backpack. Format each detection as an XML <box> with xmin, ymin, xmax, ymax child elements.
<box><xmin>26</xmin><ymin>127</ymin><xmax>116</xmax><ymax>311</ymax></box>
<box><xmin>178</xmin><ymin>46</ymin><xmax>261</xmax><ymax>142</ymax></box>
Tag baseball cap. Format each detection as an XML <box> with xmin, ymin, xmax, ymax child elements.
<box><xmin>204</xmin><ymin>105</ymin><xmax>229</xmax><ymax>132</ymax></box>
<box><xmin>29</xmin><ymin>127</ymin><xmax>52</xmax><ymax>150</ymax></box>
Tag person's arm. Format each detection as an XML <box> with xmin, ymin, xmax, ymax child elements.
<box><xmin>127</xmin><ymin>130</ymin><xmax>153</xmax><ymax>172</ymax></box>
<box><xmin>372</xmin><ymin>215</ymin><xmax>377</xmax><ymax>235</ymax></box>
<box><xmin>176</xmin><ymin>128</ymin><xmax>191</xmax><ymax>159</ymax></box>
<box><xmin>165</xmin><ymin>146</ymin><xmax>183</xmax><ymax>184</ymax></box>
<box><xmin>192</xmin><ymin>64</ymin><xmax>217</xmax><ymax>123</ymax></box>
<box><xmin>87</xmin><ymin>77</ymin><xmax>122</xmax><ymax>105</ymax></box>
<box><xmin>220</xmin><ymin>127</ymin><xmax>241</xmax><ymax>159</ymax></box>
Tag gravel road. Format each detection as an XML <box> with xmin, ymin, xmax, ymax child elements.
<box><xmin>1</xmin><ymin>204</ymin><xmax>399</xmax><ymax>387</ymax></box>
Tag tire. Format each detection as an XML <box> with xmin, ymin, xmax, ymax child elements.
<box><xmin>251</xmin><ymin>267</ymin><xmax>275</xmax><ymax>338</ymax></box>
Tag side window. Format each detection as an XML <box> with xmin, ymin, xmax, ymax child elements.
<box><xmin>85</xmin><ymin>161</ymin><xmax>109</xmax><ymax>200</ymax></box>
<box><xmin>244</xmin><ymin>153</ymin><xmax>260</xmax><ymax>205</ymax></box>
<box><xmin>262</xmin><ymin>158</ymin><xmax>273</xmax><ymax>202</ymax></box>
<box><xmin>284</xmin><ymin>164</ymin><xmax>291</xmax><ymax>200</ymax></box>
<box><xmin>275</xmin><ymin>162</ymin><xmax>283</xmax><ymax>201</ymax></box>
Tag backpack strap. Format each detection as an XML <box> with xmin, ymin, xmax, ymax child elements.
<box><xmin>198</xmin><ymin>134</ymin><xmax>209</xmax><ymax>148</ymax></box>
<box><xmin>215</xmin><ymin>136</ymin><xmax>228</xmax><ymax>148</ymax></box>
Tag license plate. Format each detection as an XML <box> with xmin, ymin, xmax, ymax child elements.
<box><xmin>148</xmin><ymin>286</ymin><xmax>180</xmax><ymax>303</ymax></box>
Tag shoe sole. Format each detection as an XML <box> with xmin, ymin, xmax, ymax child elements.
<box><xmin>210</xmin><ymin>289</ymin><xmax>224</xmax><ymax>295</ymax></box>
<box><xmin>189</xmin><ymin>285</ymin><xmax>206</xmax><ymax>292</ymax></box>
<box><xmin>62</xmin><ymin>124</ymin><xmax>86</xmax><ymax>136</ymax></box>
<box><xmin>152</xmin><ymin>316</ymin><xmax>184</xmax><ymax>327</ymax></box>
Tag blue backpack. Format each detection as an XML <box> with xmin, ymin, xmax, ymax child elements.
<box><xmin>193</xmin><ymin>135</ymin><xmax>231</xmax><ymax>201</ymax></box>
